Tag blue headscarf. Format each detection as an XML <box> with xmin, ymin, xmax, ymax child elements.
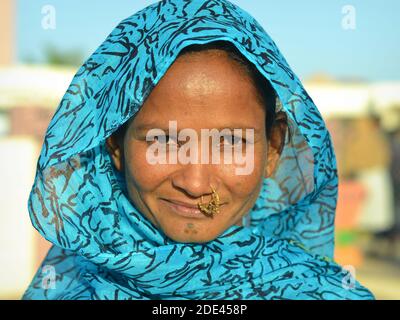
<box><xmin>23</xmin><ymin>0</ymin><xmax>374</xmax><ymax>300</ymax></box>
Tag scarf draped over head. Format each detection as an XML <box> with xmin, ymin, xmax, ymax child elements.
<box><xmin>23</xmin><ymin>0</ymin><xmax>374</xmax><ymax>300</ymax></box>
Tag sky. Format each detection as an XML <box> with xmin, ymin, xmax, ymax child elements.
<box><xmin>17</xmin><ymin>0</ymin><xmax>400</xmax><ymax>81</ymax></box>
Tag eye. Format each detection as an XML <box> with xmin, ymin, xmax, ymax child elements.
<box><xmin>220</xmin><ymin>134</ymin><xmax>246</xmax><ymax>146</ymax></box>
<box><xmin>154</xmin><ymin>135</ymin><xmax>180</xmax><ymax>146</ymax></box>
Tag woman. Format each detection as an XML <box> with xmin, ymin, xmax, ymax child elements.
<box><xmin>23</xmin><ymin>0</ymin><xmax>374</xmax><ymax>300</ymax></box>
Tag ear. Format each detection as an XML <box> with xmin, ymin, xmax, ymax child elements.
<box><xmin>264</xmin><ymin>111</ymin><xmax>288</xmax><ymax>178</ymax></box>
<box><xmin>105</xmin><ymin>134</ymin><xmax>124</xmax><ymax>172</ymax></box>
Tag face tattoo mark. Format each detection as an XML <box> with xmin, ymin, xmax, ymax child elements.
<box><xmin>184</xmin><ymin>223</ymin><xmax>198</xmax><ymax>234</ymax></box>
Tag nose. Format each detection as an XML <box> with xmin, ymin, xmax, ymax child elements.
<box><xmin>171</xmin><ymin>163</ymin><xmax>220</xmax><ymax>199</ymax></box>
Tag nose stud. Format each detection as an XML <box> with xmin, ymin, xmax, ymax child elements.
<box><xmin>197</xmin><ymin>186</ymin><xmax>220</xmax><ymax>218</ymax></box>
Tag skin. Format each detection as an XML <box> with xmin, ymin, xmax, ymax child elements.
<box><xmin>106</xmin><ymin>49</ymin><xmax>286</xmax><ymax>243</ymax></box>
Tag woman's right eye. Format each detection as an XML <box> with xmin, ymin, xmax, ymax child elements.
<box><xmin>152</xmin><ymin>135</ymin><xmax>180</xmax><ymax>146</ymax></box>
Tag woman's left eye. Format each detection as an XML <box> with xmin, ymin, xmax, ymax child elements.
<box><xmin>220</xmin><ymin>135</ymin><xmax>245</xmax><ymax>145</ymax></box>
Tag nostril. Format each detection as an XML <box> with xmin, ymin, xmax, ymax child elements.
<box><xmin>171</xmin><ymin>180</ymin><xmax>212</xmax><ymax>199</ymax></box>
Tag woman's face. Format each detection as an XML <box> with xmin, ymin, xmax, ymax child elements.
<box><xmin>107</xmin><ymin>50</ymin><xmax>282</xmax><ymax>243</ymax></box>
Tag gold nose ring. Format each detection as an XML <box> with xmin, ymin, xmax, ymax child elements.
<box><xmin>197</xmin><ymin>186</ymin><xmax>220</xmax><ymax>218</ymax></box>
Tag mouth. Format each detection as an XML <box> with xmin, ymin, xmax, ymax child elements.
<box><xmin>160</xmin><ymin>198</ymin><xmax>225</xmax><ymax>219</ymax></box>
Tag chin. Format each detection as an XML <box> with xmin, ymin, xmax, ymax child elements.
<box><xmin>163</xmin><ymin>228</ymin><xmax>219</xmax><ymax>244</ymax></box>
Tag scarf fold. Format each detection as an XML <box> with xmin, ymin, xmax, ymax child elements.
<box><xmin>23</xmin><ymin>0</ymin><xmax>374</xmax><ymax>300</ymax></box>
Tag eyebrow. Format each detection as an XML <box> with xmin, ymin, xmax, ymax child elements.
<box><xmin>134</xmin><ymin>125</ymin><xmax>261</xmax><ymax>134</ymax></box>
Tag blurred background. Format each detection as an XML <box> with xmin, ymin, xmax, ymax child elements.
<box><xmin>0</xmin><ymin>0</ymin><xmax>399</xmax><ymax>299</ymax></box>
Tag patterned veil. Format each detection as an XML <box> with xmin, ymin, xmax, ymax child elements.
<box><xmin>23</xmin><ymin>0</ymin><xmax>374</xmax><ymax>299</ymax></box>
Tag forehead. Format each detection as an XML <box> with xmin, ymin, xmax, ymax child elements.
<box><xmin>132</xmin><ymin>51</ymin><xmax>266</xmax><ymax>130</ymax></box>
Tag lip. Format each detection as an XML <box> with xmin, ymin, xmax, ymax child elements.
<box><xmin>160</xmin><ymin>198</ymin><xmax>225</xmax><ymax>219</ymax></box>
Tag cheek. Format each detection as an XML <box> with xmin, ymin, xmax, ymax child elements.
<box><xmin>124</xmin><ymin>142</ymin><xmax>172</xmax><ymax>191</ymax></box>
<box><xmin>220</xmin><ymin>144</ymin><xmax>267</xmax><ymax>197</ymax></box>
